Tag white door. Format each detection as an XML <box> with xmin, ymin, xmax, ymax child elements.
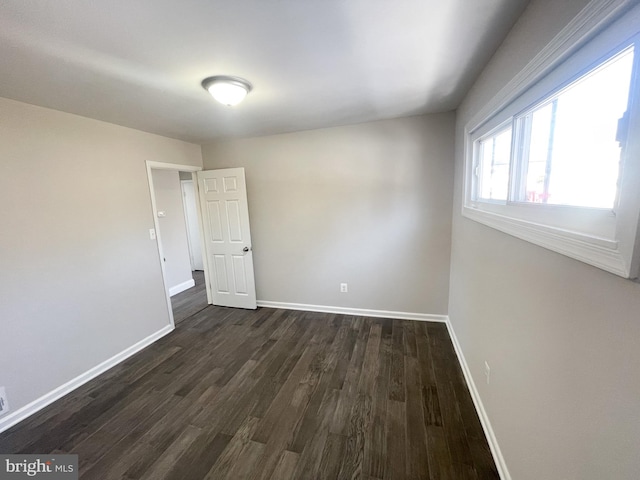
<box><xmin>181</xmin><ymin>180</ymin><xmax>204</xmax><ymax>271</ymax></box>
<box><xmin>196</xmin><ymin>168</ymin><xmax>257</xmax><ymax>309</ymax></box>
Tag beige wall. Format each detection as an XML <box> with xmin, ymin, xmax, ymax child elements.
<box><xmin>0</xmin><ymin>97</ymin><xmax>202</xmax><ymax>418</ymax></box>
<box><xmin>449</xmin><ymin>0</ymin><xmax>640</xmax><ymax>478</ymax></box>
<box><xmin>202</xmin><ymin>114</ymin><xmax>455</xmax><ymax>315</ymax></box>
<box><xmin>151</xmin><ymin>169</ymin><xmax>193</xmax><ymax>292</ymax></box>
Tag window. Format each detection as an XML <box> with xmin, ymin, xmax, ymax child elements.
<box><xmin>463</xmin><ymin>3</ymin><xmax>640</xmax><ymax>279</ymax></box>
<box><xmin>512</xmin><ymin>47</ymin><xmax>633</xmax><ymax>209</ymax></box>
<box><xmin>473</xmin><ymin>46</ymin><xmax>633</xmax><ymax>210</ymax></box>
<box><xmin>476</xmin><ymin>125</ymin><xmax>511</xmax><ymax>202</ymax></box>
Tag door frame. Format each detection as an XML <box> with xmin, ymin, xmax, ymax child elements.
<box><xmin>145</xmin><ymin>161</ymin><xmax>211</xmax><ymax>328</ymax></box>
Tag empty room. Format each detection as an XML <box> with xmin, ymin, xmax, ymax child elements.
<box><xmin>1</xmin><ymin>0</ymin><xmax>639</xmax><ymax>479</ymax></box>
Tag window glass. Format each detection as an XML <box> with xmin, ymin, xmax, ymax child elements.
<box><xmin>516</xmin><ymin>47</ymin><xmax>634</xmax><ymax>208</ymax></box>
<box><xmin>477</xmin><ymin>127</ymin><xmax>512</xmax><ymax>201</ymax></box>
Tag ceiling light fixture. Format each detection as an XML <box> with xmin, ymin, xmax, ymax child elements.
<box><xmin>201</xmin><ymin>75</ymin><xmax>252</xmax><ymax>106</ymax></box>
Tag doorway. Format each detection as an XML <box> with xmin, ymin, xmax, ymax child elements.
<box><xmin>146</xmin><ymin>161</ymin><xmax>209</xmax><ymax>327</ymax></box>
<box><xmin>171</xmin><ymin>174</ymin><xmax>208</xmax><ymax>323</ymax></box>
<box><xmin>147</xmin><ymin>163</ymin><xmax>258</xmax><ymax>327</ymax></box>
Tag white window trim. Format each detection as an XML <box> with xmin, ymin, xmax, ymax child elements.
<box><xmin>462</xmin><ymin>0</ymin><xmax>640</xmax><ymax>279</ymax></box>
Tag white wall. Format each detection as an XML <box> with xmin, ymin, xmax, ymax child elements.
<box><xmin>0</xmin><ymin>97</ymin><xmax>202</xmax><ymax>422</ymax></box>
<box><xmin>151</xmin><ymin>169</ymin><xmax>193</xmax><ymax>293</ymax></box>
<box><xmin>202</xmin><ymin>114</ymin><xmax>455</xmax><ymax>315</ymax></box>
<box><xmin>449</xmin><ymin>1</ymin><xmax>640</xmax><ymax>479</ymax></box>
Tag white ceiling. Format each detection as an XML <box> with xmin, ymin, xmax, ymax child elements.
<box><xmin>0</xmin><ymin>0</ymin><xmax>529</xmax><ymax>143</ymax></box>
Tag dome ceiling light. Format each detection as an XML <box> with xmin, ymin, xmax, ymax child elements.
<box><xmin>201</xmin><ymin>75</ymin><xmax>252</xmax><ymax>106</ymax></box>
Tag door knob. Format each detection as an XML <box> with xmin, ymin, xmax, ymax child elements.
<box><xmin>243</xmin><ymin>246</ymin><xmax>249</xmax><ymax>252</ymax></box>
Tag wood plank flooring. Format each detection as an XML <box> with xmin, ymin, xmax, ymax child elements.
<box><xmin>171</xmin><ymin>270</ymin><xmax>207</xmax><ymax>324</ymax></box>
<box><xmin>0</xmin><ymin>301</ymin><xmax>498</xmax><ymax>479</ymax></box>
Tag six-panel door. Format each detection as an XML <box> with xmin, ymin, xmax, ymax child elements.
<box><xmin>197</xmin><ymin>168</ymin><xmax>257</xmax><ymax>309</ymax></box>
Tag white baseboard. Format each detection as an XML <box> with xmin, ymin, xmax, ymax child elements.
<box><xmin>169</xmin><ymin>278</ymin><xmax>195</xmax><ymax>296</ymax></box>
<box><xmin>256</xmin><ymin>300</ymin><xmax>448</xmax><ymax>322</ymax></box>
<box><xmin>445</xmin><ymin>319</ymin><xmax>510</xmax><ymax>480</ymax></box>
<box><xmin>0</xmin><ymin>324</ymin><xmax>174</xmax><ymax>434</ymax></box>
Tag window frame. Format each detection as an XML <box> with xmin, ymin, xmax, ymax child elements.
<box><xmin>462</xmin><ymin>0</ymin><xmax>640</xmax><ymax>279</ymax></box>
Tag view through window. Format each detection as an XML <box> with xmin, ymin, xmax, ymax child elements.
<box><xmin>515</xmin><ymin>47</ymin><xmax>634</xmax><ymax>209</ymax></box>
<box><xmin>474</xmin><ymin>46</ymin><xmax>634</xmax><ymax>210</ymax></box>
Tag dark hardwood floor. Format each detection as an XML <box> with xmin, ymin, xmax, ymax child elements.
<box><xmin>0</xmin><ymin>296</ymin><xmax>498</xmax><ymax>479</ymax></box>
<box><xmin>171</xmin><ymin>270</ymin><xmax>207</xmax><ymax>324</ymax></box>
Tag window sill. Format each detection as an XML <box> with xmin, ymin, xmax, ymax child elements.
<box><xmin>462</xmin><ymin>205</ymin><xmax>630</xmax><ymax>277</ymax></box>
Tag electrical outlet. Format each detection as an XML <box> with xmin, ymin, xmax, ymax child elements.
<box><xmin>340</xmin><ymin>283</ymin><xmax>348</xmax><ymax>293</ymax></box>
<box><xmin>484</xmin><ymin>361</ymin><xmax>491</xmax><ymax>385</ymax></box>
<box><xmin>0</xmin><ymin>387</ymin><xmax>9</xmax><ymax>416</ymax></box>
